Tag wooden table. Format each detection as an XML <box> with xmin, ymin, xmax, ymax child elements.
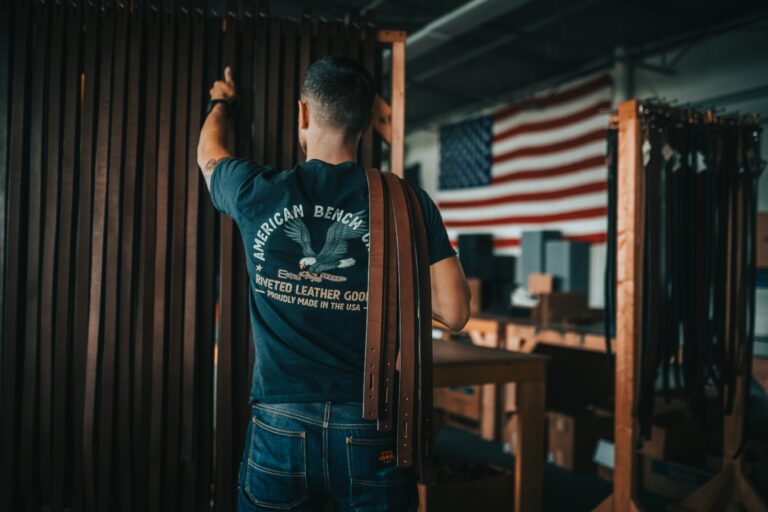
<box><xmin>433</xmin><ymin>339</ymin><xmax>548</xmax><ymax>512</ymax></box>
<box><xmin>434</xmin><ymin>314</ymin><xmax>613</xmax><ymax>354</ymax></box>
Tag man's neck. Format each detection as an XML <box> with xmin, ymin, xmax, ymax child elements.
<box><xmin>305</xmin><ymin>131</ymin><xmax>358</xmax><ymax>165</ymax></box>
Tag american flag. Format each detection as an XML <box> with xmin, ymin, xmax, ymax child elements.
<box><xmin>438</xmin><ymin>74</ymin><xmax>614</xmax><ymax>255</ymax></box>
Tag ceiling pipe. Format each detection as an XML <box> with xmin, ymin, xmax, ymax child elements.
<box><xmin>406</xmin><ymin>0</ymin><xmax>531</xmax><ymax>61</ymax></box>
<box><xmin>412</xmin><ymin>0</ymin><xmax>601</xmax><ymax>82</ymax></box>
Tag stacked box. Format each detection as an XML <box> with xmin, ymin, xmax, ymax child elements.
<box><xmin>545</xmin><ymin>240</ymin><xmax>589</xmax><ymax>292</ymax></box>
<box><xmin>521</xmin><ymin>230</ymin><xmax>561</xmax><ymax>290</ymax></box>
<box><xmin>458</xmin><ymin>234</ymin><xmax>494</xmax><ymax>280</ymax></box>
<box><xmin>487</xmin><ymin>255</ymin><xmax>516</xmax><ymax>312</ymax></box>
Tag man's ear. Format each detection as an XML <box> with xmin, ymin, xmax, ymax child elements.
<box><xmin>298</xmin><ymin>99</ymin><xmax>309</xmax><ymax>129</ymax></box>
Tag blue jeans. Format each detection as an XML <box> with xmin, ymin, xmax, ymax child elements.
<box><xmin>237</xmin><ymin>401</ymin><xmax>418</xmax><ymax>511</ymax></box>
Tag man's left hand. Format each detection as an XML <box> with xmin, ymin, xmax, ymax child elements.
<box><xmin>209</xmin><ymin>66</ymin><xmax>236</xmax><ymax>104</ymax></box>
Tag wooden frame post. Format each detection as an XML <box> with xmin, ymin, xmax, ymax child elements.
<box><xmin>595</xmin><ymin>100</ymin><xmax>768</xmax><ymax>512</ymax></box>
<box><xmin>595</xmin><ymin>99</ymin><xmax>644</xmax><ymax>512</ymax></box>
<box><xmin>374</xmin><ymin>30</ymin><xmax>407</xmax><ymax>177</ymax></box>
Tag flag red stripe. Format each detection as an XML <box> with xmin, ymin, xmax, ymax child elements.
<box><xmin>444</xmin><ymin>206</ymin><xmax>607</xmax><ymax>228</ymax></box>
<box><xmin>493</xmin><ymin>100</ymin><xmax>611</xmax><ymax>142</ymax></box>
<box><xmin>494</xmin><ymin>75</ymin><xmax>613</xmax><ymax>122</ymax></box>
<box><xmin>439</xmin><ymin>181</ymin><xmax>607</xmax><ymax>209</ymax></box>
<box><xmin>493</xmin><ymin>129</ymin><xmax>606</xmax><ymax>165</ymax></box>
<box><xmin>449</xmin><ymin>232</ymin><xmax>607</xmax><ymax>249</ymax></box>
<box><xmin>491</xmin><ymin>155</ymin><xmax>605</xmax><ymax>185</ymax></box>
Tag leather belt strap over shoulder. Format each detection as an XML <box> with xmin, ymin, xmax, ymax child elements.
<box><xmin>363</xmin><ymin>168</ymin><xmax>433</xmax><ymax>483</ymax></box>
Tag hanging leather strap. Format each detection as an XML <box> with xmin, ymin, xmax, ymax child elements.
<box><xmin>51</xmin><ymin>7</ymin><xmax>81</xmax><ymax>510</ymax></box>
<box><xmin>116</xmin><ymin>10</ymin><xmax>142</xmax><ymax>511</ymax></box>
<box><xmin>99</xmin><ymin>8</ymin><xmax>129</xmax><ymax>508</ymax></box>
<box><xmin>382</xmin><ymin>172</ymin><xmax>417</xmax><ymax>467</ymax></box>
<box><xmin>364</xmin><ymin>168</ymin><xmax>434</xmax><ymax>481</ymax></box>
<box><xmin>71</xmin><ymin>7</ymin><xmax>99</xmax><ymax>510</ymax></box>
<box><xmin>148</xmin><ymin>11</ymin><xmax>175</xmax><ymax>512</ymax></box>
<box><xmin>84</xmin><ymin>7</ymin><xmax>116</xmax><ymax>510</ymax></box>
<box><xmin>363</xmin><ymin>168</ymin><xmax>386</xmax><ymax>420</ymax></box>
<box><xmin>40</xmin><ymin>7</ymin><xmax>66</xmax><ymax>505</ymax></box>
<box><xmin>404</xmin><ymin>181</ymin><xmax>434</xmax><ymax>484</ymax></box>
<box><xmin>19</xmin><ymin>5</ymin><xmax>49</xmax><ymax>495</ymax></box>
<box><xmin>378</xmin><ymin>184</ymin><xmax>398</xmax><ymax>432</ymax></box>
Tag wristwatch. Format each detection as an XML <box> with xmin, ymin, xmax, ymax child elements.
<box><xmin>206</xmin><ymin>98</ymin><xmax>234</xmax><ymax>117</ymax></box>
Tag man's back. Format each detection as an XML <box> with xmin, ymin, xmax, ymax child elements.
<box><xmin>210</xmin><ymin>157</ymin><xmax>456</xmax><ymax>404</ymax></box>
<box><xmin>198</xmin><ymin>57</ymin><xmax>469</xmax><ymax>511</ymax></box>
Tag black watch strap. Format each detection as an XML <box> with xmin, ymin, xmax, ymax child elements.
<box><xmin>206</xmin><ymin>98</ymin><xmax>233</xmax><ymax>116</ymax></box>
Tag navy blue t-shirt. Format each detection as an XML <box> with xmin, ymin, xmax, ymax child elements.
<box><xmin>210</xmin><ymin>157</ymin><xmax>455</xmax><ymax>403</ymax></box>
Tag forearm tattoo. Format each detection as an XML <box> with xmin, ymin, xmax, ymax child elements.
<box><xmin>202</xmin><ymin>157</ymin><xmax>224</xmax><ymax>190</ymax></box>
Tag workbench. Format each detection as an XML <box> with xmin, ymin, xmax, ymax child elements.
<box><xmin>433</xmin><ymin>339</ymin><xmax>548</xmax><ymax>512</ymax></box>
<box><xmin>434</xmin><ymin>313</ymin><xmax>613</xmax><ymax>354</ymax></box>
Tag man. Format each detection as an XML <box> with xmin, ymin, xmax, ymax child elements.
<box><xmin>198</xmin><ymin>57</ymin><xmax>470</xmax><ymax>511</ymax></box>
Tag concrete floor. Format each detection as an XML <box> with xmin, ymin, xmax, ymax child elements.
<box><xmin>433</xmin><ymin>426</ymin><xmax>672</xmax><ymax>511</ymax></box>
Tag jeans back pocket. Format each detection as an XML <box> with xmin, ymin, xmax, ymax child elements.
<box><xmin>244</xmin><ymin>411</ymin><xmax>308</xmax><ymax>510</ymax></box>
<box><xmin>345</xmin><ymin>434</ymin><xmax>415</xmax><ymax>511</ymax></box>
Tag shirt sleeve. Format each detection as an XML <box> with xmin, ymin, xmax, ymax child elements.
<box><xmin>413</xmin><ymin>185</ymin><xmax>457</xmax><ymax>265</ymax></box>
<box><xmin>209</xmin><ymin>157</ymin><xmax>264</xmax><ymax>219</ymax></box>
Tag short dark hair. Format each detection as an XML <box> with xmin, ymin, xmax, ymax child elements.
<box><xmin>300</xmin><ymin>56</ymin><xmax>375</xmax><ymax>141</ymax></box>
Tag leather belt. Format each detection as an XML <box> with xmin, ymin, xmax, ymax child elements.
<box><xmin>182</xmin><ymin>7</ymin><xmax>205</xmax><ymax>468</ymax></box>
<box><xmin>363</xmin><ymin>168</ymin><xmax>434</xmax><ymax>483</ymax></box>
<box><xmin>40</xmin><ymin>7</ymin><xmax>66</xmax><ymax>506</ymax></box>
<box><xmin>116</xmin><ymin>9</ymin><xmax>143</xmax><ymax>511</ymax></box>
<box><xmin>0</xmin><ymin>3</ymin><xmax>29</xmax><ymax>507</ymax></box>
<box><xmin>213</xmin><ymin>13</ymin><xmax>238</xmax><ymax>512</ymax></box>
<box><xmin>192</xmin><ymin>15</ymin><xmax>222</xmax><ymax>509</ymax></box>
<box><xmin>100</xmin><ymin>7</ymin><xmax>129</xmax><ymax>508</ymax></box>
<box><xmin>71</xmin><ymin>7</ymin><xmax>100</xmax><ymax>510</ymax></box>
<box><xmin>148</xmin><ymin>11</ymin><xmax>175</xmax><ymax>512</ymax></box>
<box><xmin>132</xmin><ymin>11</ymin><xmax>161</xmax><ymax>511</ymax></box>
<box><xmin>281</xmin><ymin>21</ymin><xmax>297</xmax><ymax>169</ymax></box>
<box><xmin>83</xmin><ymin>7</ymin><xmax>116</xmax><ymax>511</ymax></box>
<box><xmin>51</xmin><ymin>7</ymin><xmax>81</xmax><ymax>510</ymax></box>
<box><xmin>163</xmin><ymin>11</ymin><xmax>190</xmax><ymax>510</ymax></box>
<box><xmin>19</xmin><ymin>5</ymin><xmax>48</xmax><ymax>498</ymax></box>
<box><xmin>404</xmin><ymin>183</ymin><xmax>435</xmax><ymax>483</ymax></box>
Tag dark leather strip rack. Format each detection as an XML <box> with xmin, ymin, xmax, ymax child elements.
<box><xmin>363</xmin><ymin>168</ymin><xmax>434</xmax><ymax>484</ymax></box>
<box><xmin>0</xmin><ymin>2</ymin><xmax>383</xmax><ymax>510</ymax></box>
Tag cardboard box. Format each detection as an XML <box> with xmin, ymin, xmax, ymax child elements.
<box><xmin>596</xmin><ymin>464</ymin><xmax>613</xmax><ymax>481</ymax></box>
<box><xmin>547</xmin><ymin>408</ymin><xmax>613</xmax><ymax>472</ymax></box>
<box><xmin>418</xmin><ymin>467</ymin><xmax>514</xmax><ymax>512</ymax></box>
<box><xmin>435</xmin><ymin>384</ymin><xmax>500</xmax><ymax>442</ymax></box>
<box><xmin>545</xmin><ymin>240</ymin><xmax>590</xmax><ymax>292</ymax></box>
<box><xmin>754</xmin><ymin>356</ymin><xmax>768</xmax><ymax>393</ymax></box>
<box><xmin>458</xmin><ymin>234</ymin><xmax>495</xmax><ymax>279</ymax></box>
<box><xmin>532</xmin><ymin>292</ymin><xmax>590</xmax><ymax>324</ymax></box>
<box><xmin>640</xmin><ymin>405</ymin><xmax>707</xmax><ymax>465</ymax></box>
<box><xmin>434</xmin><ymin>386</ymin><xmax>481</xmax><ymax>421</ymax></box>
<box><xmin>758</xmin><ymin>213</ymin><xmax>768</xmax><ymax>268</ymax></box>
<box><xmin>521</xmin><ymin>230</ymin><xmax>561</xmax><ymax>288</ymax></box>
<box><xmin>593</xmin><ymin>438</ymin><xmax>615</xmax><ymax>480</ymax></box>
<box><xmin>640</xmin><ymin>456</ymin><xmax>713</xmax><ymax>500</ymax></box>
<box><xmin>528</xmin><ymin>273</ymin><xmax>554</xmax><ymax>294</ymax></box>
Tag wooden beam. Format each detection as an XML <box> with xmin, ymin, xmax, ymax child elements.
<box><xmin>390</xmin><ymin>40</ymin><xmax>405</xmax><ymax>176</ymax></box>
<box><xmin>376</xmin><ymin>29</ymin><xmax>407</xmax><ymax>43</ymax></box>
<box><xmin>611</xmin><ymin>99</ymin><xmax>644</xmax><ymax>512</ymax></box>
<box><xmin>372</xmin><ymin>94</ymin><xmax>392</xmax><ymax>144</ymax></box>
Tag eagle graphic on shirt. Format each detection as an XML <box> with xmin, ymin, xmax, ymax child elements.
<box><xmin>283</xmin><ymin>212</ymin><xmax>367</xmax><ymax>274</ymax></box>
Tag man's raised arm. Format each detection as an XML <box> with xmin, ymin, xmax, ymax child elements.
<box><xmin>197</xmin><ymin>66</ymin><xmax>236</xmax><ymax>190</ymax></box>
